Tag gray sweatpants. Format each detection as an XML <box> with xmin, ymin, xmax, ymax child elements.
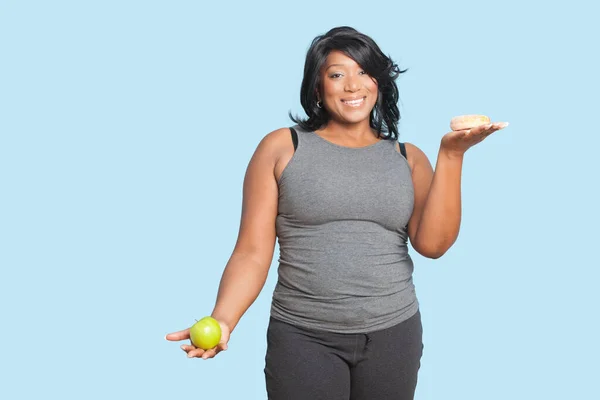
<box><xmin>264</xmin><ymin>309</ymin><xmax>424</xmax><ymax>400</ymax></box>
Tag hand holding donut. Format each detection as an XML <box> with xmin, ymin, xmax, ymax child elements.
<box><xmin>441</xmin><ymin>115</ymin><xmax>509</xmax><ymax>157</ymax></box>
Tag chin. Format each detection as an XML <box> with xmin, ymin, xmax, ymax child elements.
<box><xmin>332</xmin><ymin>103</ymin><xmax>374</xmax><ymax>124</ymax></box>
<box><xmin>339</xmin><ymin>113</ymin><xmax>371</xmax><ymax>124</ymax></box>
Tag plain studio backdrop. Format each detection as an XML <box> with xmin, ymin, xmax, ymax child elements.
<box><xmin>1</xmin><ymin>1</ymin><xmax>598</xmax><ymax>399</ymax></box>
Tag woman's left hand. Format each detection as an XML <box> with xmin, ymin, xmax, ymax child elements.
<box><xmin>440</xmin><ymin>122</ymin><xmax>509</xmax><ymax>157</ymax></box>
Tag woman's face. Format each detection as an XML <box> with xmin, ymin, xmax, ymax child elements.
<box><xmin>318</xmin><ymin>50</ymin><xmax>378</xmax><ymax>125</ymax></box>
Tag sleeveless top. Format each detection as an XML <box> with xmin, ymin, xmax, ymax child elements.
<box><xmin>269</xmin><ymin>124</ymin><xmax>419</xmax><ymax>333</ymax></box>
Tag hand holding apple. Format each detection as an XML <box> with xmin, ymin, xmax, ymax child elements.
<box><xmin>165</xmin><ymin>316</ymin><xmax>231</xmax><ymax>360</ymax></box>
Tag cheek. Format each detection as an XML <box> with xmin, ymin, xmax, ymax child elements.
<box><xmin>367</xmin><ymin>80</ymin><xmax>379</xmax><ymax>102</ymax></box>
<box><xmin>322</xmin><ymin>81</ymin><xmax>341</xmax><ymax>97</ymax></box>
<box><xmin>366</xmin><ymin>78</ymin><xmax>378</xmax><ymax>92</ymax></box>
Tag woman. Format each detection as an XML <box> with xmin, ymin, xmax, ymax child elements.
<box><xmin>166</xmin><ymin>26</ymin><xmax>508</xmax><ymax>399</ymax></box>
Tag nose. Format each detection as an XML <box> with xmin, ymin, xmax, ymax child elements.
<box><xmin>344</xmin><ymin>75</ymin><xmax>360</xmax><ymax>92</ymax></box>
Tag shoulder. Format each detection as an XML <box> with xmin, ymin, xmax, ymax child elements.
<box><xmin>253</xmin><ymin>127</ymin><xmax>296</xmax><ymax>182</ymax></box>
<box><xmin>402</xmin><ymin>142</ymin><xmax>431</xmax><ymax>172</ymax></box>
<box><xmin>251</xmin><ymin>127</ymin><xmax>296</xmax><ymax>178</ymax></box>
<box><xmin>254</xmin><ymin>127</ymin><xmax>294</xmax><ymax>157</ymax></box>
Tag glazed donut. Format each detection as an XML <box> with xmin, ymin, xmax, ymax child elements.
<box><xmin>450</xmin><ymin>115</ymin><xmax>491</xmax><ymax>131</ymax></box>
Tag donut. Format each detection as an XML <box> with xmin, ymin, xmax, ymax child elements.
<box><xmin>450</xmin><ymin>115</ymin><xmax>491</xmax><ymax>131</ymax></box>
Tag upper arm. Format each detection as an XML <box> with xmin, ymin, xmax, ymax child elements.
<box><xmin>231</xmin><ymin>128</ymin><xmax>288</xmax><ymax>267</ymax></box>
<box><xmin>404</xmin><ymin>142</ymin><xmax>434</xmax><ymax>249</ymax></box>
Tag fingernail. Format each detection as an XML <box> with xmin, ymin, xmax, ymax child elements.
<box><xmin>180</xmin><ymin>345</ymin><xmax>186</xmax><ymax>350</ymax></box>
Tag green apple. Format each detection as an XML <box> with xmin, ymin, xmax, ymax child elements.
<box><xmin>189</xmin><ymin>316</ymin><xmax>222</xmax><ymax>350</ymax></box>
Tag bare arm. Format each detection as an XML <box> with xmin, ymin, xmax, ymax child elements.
<box><xmin>406</xmin><ymin>143</ymin><xmax>461</xmax><ymax>259</ymax></box>
<box><xmin>405</xmin><ymin>122</ymin><xmax>506</xmax><ymax>259</ymax></box>
<box><xmin>210</xmin><ymin>129</ymin><xmax>287</xmax><ymax>332</ymax></box>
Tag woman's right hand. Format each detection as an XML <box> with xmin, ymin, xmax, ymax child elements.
<box><xmin>165</xmin><ymin>319</ymin><xmax>231</xmax><ymax>359</ymax></box>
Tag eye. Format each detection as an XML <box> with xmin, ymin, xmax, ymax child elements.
<box><xmin>359</xmin><ymin>70</ymin><xmax>367</xmax><ymax>75</ymax></box>
<box><xmin>330</xmin><ymin>73</ymin><xmax>342</xmax><ymax>79</ymax></box>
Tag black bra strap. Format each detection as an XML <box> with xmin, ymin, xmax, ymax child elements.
<box><xmin>399</xmin><ymin>142</ymin><xmax>407</xmax><ymax>159</ymax></box>
<box><xmin>290</xmin><ymin>127</ymin><xmax>298</xmax><ymax>151</ymax></box>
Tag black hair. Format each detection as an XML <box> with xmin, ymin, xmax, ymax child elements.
<box><xmin>289</xmin><ymin>26</ymin><xmax>408</xmax><ymax>141</ymax></box>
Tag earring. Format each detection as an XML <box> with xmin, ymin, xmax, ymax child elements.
<box><xmin>316</xmin><ymin>100</ymin><xmax>323</xmax><ymax>109</ymax></box>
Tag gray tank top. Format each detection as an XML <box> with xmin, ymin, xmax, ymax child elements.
<box><xmin>270</xmin><ymin>125</ymin><xmax>419</xmax><ymax>333</ymax></box>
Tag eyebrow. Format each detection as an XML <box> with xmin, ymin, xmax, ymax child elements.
<box><xmin>325</xmin><ymin>63</ymin><xmax>348</xmax><ymax>70</ymax></box>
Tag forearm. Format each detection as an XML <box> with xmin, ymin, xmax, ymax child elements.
<box><xmin>211</xmin><ymin>251</ymin><xmax>270</xmax><ymax>333</ymax></box>
<box><xmin>414</xmin><ymin>147</ymin><xmax>464</xmax><ymax>257</ymax></box>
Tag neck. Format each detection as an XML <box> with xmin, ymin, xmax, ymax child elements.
<box><xmin>319</xmin><ymin>119</ymin><xmax>377</xmax><ymax>143</ymax></box>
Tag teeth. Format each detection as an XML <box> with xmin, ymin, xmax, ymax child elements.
<box><xmin>342</xmin><ymin>98</ymin><xmax>364</xmax><ymax>106</ymax></box>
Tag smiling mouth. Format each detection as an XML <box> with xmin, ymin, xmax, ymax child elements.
<box><xmin>341</xmin><ymin>97</ymin><xmax>366</xmax><ymax>107</ymax></box>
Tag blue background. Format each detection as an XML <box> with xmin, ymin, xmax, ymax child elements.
<box><xmin>1</xmin><ymin>0</ymin><xmax>598</xmax><ymax>399</ymax></box>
